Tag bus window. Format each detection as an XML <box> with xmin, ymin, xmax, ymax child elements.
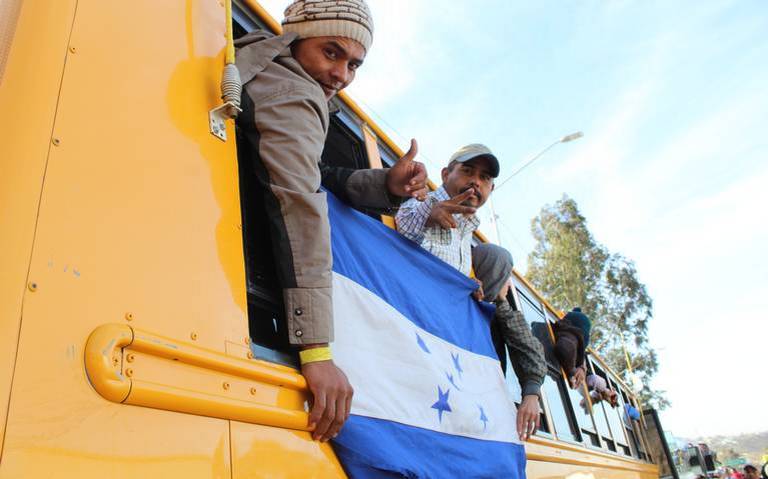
<box><xmin>545</xmin><ymin>311</ymin><xmax>600</xmax><ymax>447</ymax></box>
<box><xmin>540</xmin><ymin>369</ymin><xmax>580</xmax><ymax>443</ymax></box>
<box><xmin>618</xmin><ymin>388</ymin><xmax>641</xmax><ymax>457</ymax></box>
<box><xmin>589</xmin><ymin>362</ymin><xmax>617</xmax><ymax>451</ymax></box>
<box><xmin>564</xmin><ymin>380</ymin><xmax>601</xmax><ymax>447</ymax></box>
<box><xmin>516</xmin><ymin>289</ymin><xmax>555</xmax><ymax>359</ymax></box>
<box><xmin>605</xmin><ymin>377</ymin><xmax>632</xmax><ymax>455</ymax></box>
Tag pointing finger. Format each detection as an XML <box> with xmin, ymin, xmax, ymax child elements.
<box><xmin>442</xmin><ymin>204</ymin><xmax>476</xmax><ymax>215</ymax></box>
<box><xmin>447</xmin><ymin>188</ymin><xmax>475</xmax><ymax>204</ymax></box>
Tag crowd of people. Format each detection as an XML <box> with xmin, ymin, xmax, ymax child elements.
<box><xmin>235</xmin><ymin>0</ymin><xmax>621</xmax><ymax>448</ymax></box>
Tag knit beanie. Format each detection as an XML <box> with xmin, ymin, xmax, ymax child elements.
<box><xmin>564</xmin><ymin>307</ymin><xmax>592</xmax><ymax>346</ymax></box>
<box><xmin>471</xmin><ymin>243</ymin><xmax>514</xmax><ymax>302</ymax></box>
<box><xmin>282</xmin><ymin>0</ymin><xmax>374</xmax><ymax>52</ymax></box>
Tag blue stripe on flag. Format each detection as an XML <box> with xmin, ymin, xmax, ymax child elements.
<box><xmin>333</xmin><ymin>416</ymin><xmax>527</xmax><ymax>479</ymax></box>
<box><xmin>326</xmin><ymin>191</ymin><xmax>497</xmax><ymax>359</ymax></box>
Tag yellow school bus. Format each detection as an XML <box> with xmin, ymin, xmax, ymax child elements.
<box><xmin>0</xmin><ymin>0</ymin><xmax>660</xmax><ymax>477</ymax></box>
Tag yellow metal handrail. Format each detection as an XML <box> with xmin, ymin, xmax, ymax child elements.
<box><xmin>85</xmin><ymin>324</ymin><xmax>310</xmax><ymax>431</ymax></box>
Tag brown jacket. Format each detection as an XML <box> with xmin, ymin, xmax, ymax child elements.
<box><xmin>235</xmin><ymin>30</ymin><xmax>397</xmax><ymax>345</ymax></box>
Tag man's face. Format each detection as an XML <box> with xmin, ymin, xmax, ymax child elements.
<box><xmin>744</xmin><ymin>467</ymin><xmax>759</xmax><ymax>479</ymax></box>
<box><xmin>291</xmin><ymin>36</ymin><xmax>366</xmax><ymax>100</ymax></box>
<box><xmin>441</xmin><ymin>156</ymin><xmax>495</xmax><ymax>208</ymax></box>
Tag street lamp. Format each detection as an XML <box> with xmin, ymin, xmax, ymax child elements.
<box><xmin>494</xmin><ymin>131</ymin><xmax>583</xmax><ymax>192</ymax></box>
<box><xmin>487</xmin><ymin>131</ymin><xmax>583</xmax><ymax>246</ymax></box>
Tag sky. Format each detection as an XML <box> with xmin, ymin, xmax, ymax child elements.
<box><xmin>258</xmin><ymin>0</ymin><xmax>768</xmax><ymax>438</ymax></box>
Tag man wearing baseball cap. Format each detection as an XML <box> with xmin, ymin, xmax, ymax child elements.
<box><xmin>235</xmin><ymin>0</ymin><xmax>428</xmax><ymax>443</ymax></box>
<box><xmin>396</xmin><ymin>144</ymin><xmax>500</xmax><ymax>276</ymax></box>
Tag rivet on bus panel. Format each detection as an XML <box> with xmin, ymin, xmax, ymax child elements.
<box><xmin>249</xmin><ymin>387</ymin><xmax>257</xmax><ymax>395</ymax></box>
<box><xmin>126</xmin><ymin>354</ymin><xmax>135</xmax><ymax>363</ymax></box>
<box><xmin>69</xmin><ymin>46</ymin><xmax>76</xmax><ymax>53</ymax></box>
<box><xmin>244</xmin><ymin>337</ymin><xmax>250</xmax><ymax>345</ymax></box>
<box><xmin>247</xmin><ymin>351</ymin><xmax>254</xmax><ymax>359</ymax></box>
<box><xmin>125</xmin><ymin>368</ymin><xmax>133</xmax><ymax>377</ymax></box>
<box><xmin>125</xmin><ymin>312</ymin><xmax>134</xmax><ymax>321</ymax></box>
<box><xmin>222</xmin><ymin>382</ymin><xmax>230</xmax><ymax>391</ymax></box>
<box><xmin>51</xmin><ymin>138</ymin><xmax>61</xmax><ymax>146</ymax></box>
<box><xmin>191</xmin><ymin>332</ymin><xmax>198</xmax><ymax>340</ymax></box>
<box><xmin>27</xmin><ymin>282</ymin><xmax>37</xmax><ymax>292</ymax></box>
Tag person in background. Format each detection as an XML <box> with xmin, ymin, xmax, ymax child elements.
<box><xmin>235</xmin><ymin>0</ymin><xmax>428</xmax><ymax>443</ymax></box>
<box><xmin>471</xmin><ymin>243</ymin><xmax>546</xmax><ymax>441</ymax></box>
<box><xmin>744</xmin><ymin>464</ymin><xmax>760</xmax><ymax>479</ymax></box>
<box><xmin>552</xmin><ymin>307</ymin><xmax>591</xmax><ymax>389</ymax></box>
<box><xmin>586</xmin><ymin>373</ymin><xmax>618</xmax><ymax>407</ymax></box>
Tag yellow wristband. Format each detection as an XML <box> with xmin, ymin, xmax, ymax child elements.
<box><xmin>299</xmin><ymin>347</ymin><xmax>332</xmax><ymax>365</ymax></box>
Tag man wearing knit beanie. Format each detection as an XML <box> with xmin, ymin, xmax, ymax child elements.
<box><xmin>552</xmin><ymin>307</ymin><xmax>592</xmax><ymax>389</ymax></box>
<box><xmin>234</xmin><ymin>0</ymin><xmax>428</xmax><ymax>443</ymax></box>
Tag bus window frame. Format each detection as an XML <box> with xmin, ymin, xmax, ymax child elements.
<box><xmin>604</xmin><ymin>375</ymin><xmax>632</xmax><ymax>453</ymax></box>
<box><xmin>510</xmin><ymin>281</ymin><xmax>581</xmax><ymax>443</ymax></box>
<box><xmin>587</xmin><ymin>360</ymin><xmax>621</xmax><ymax>452</ymax></box>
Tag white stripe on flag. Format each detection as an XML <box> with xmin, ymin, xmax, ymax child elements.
<box><xmin>332</xmin><ymin>272</ymin><xmax>521</xmax><ymax>443</ymax></box>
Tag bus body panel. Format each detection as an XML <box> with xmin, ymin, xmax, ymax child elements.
<box><xmin>0</xmin><ymin>1</ymin><xmax>342</xmax><ymax>477</ymax></box>
<box><xmin>0</xmin><ymin>0</ymin><xmax>79</xmax><ymax>454</ymax></box>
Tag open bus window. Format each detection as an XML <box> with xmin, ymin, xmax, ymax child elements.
<box><xmin>618</xmin><ymin>387</ymin><xmax>643</xmax><ymax>458</ymax></box>
<box><xmin>513</xmin><ymin>285</ymin><xmax>586</xmax><ymax>441</ymax></box>
<box><xmin>605</xmin><ymin>376</ymin><xmax>632</xmax><ymax>455</ymax></box>
<box><xmin>588</xmin><ymin>362</ymin><xmax>618</xmax><ymax>451</ymax></box>
<box><xmin>541</xmin><ymin>368</ymin><xmax>580</xmax><ymax>443</ymax></box>
<box><xmin>563</xmin><ymin>376</ymin><xmax>601</xmax><ymax>447</ymax></box>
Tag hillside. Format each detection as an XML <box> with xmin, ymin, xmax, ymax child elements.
<box><xmin>697</xmin><ymin>431</ymin><xmax>768</xmax><ymax>466</ymax></box>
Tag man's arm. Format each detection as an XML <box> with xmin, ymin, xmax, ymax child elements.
<box><xmin>246</xmin><ymin>83</ymin><xmax>351</xmax><ymax>442</ymax></box>
<box><xmin>320</xmin><ymin>138</ymin><xmax>426</xmax><ymax>213</ymax></box>
<box><xmin>493</xmin><ymin>286</ymin><xmax>547</xmax><ymax>441</ymax></box>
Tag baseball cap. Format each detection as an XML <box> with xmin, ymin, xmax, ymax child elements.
<box><xmin>448</xmin><ymin>144</ymin><xmax>500</xmax><ymax>178</ymax></box>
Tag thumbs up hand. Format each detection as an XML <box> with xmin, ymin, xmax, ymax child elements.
<box><xmin>386</xmin><ymin>139</ymin><xmax>428</xmax><ymax>201</ymax></box>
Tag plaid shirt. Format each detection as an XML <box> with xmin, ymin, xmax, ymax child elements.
<box><xmin>495</xmin><ymin>300</ymin><xmax>547</xmax><ymax>397</ymax></box>
<box><xmin>395</xmin><ymin>186</ymin><xmax>480</xmax><ymax>276</ymax></box>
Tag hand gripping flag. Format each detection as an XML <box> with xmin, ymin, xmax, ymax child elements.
<box><xmin>327</xmin><ymin>192</ymin><xmax>527</xmax><ymax>478</ymax></box>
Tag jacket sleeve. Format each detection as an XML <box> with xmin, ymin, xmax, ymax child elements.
<box><xmin>319</xmin><ymin>164</ymin><xmax>401</xmax><ymax>214</ymax></box>
<box><xmin>494</xmin><ymin>299</ymin><xmax>547</xmax><ymax>397</ymax></box>
<box><xmin>247</xmin><ymin>83</ymin><xmax>334</xmax><ymax>345</ymax></box>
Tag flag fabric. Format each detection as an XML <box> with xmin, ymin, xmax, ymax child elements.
<box><xmin>327</xmin><ymin>192</ymin><xmax>527</xmax><ymax>478</ymax></box>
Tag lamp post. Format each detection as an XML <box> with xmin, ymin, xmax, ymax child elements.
<box><xmin>494</xmin><ymin>131</ymin><xmax>583</xmax><ymax>192</ymax></box>
<box><xmin>487</xmin><ymin>131</ymin><xmax>583</xmax><ymax>245</ymax></box>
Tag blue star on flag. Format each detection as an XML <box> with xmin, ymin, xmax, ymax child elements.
<box><xmin>451</xmin><ymin>352</ymin><xmax>463</xmax><ymax>378</ymax></box>
<box><xmin>445</xmin><ymin>371</ymin><xmax>461</xmax><ymax>390</ymax></box>
<box><xmin>415</xmin><ymin>332</ymin><xmax>431</xmax><ymax>354</ymax></box>
<box><xmin>431</xmin><ymin>386</ymin><xmax>452</xmax><ymax>423</ymax></box>
<box><xmin>478</xmin><ymin>405</ymin><xmax>489</xmax><ymax>431</ymax></box>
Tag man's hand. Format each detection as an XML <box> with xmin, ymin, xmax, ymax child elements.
<box><xmin>425</xmin><ymin>189</ymin><xmax>477</xmax><ymax>229</ymax></box>
<box><xmin>496</xmin><ymin>279</ymin><xmax>511</xmax><ymax>302</ymax></box>
<box><xmin>516</xmin><ymin>395</ymin><xmax>541</xmax><ymax>441</ymax></box>
<box><xmin>569</xmin><ymin>366</ymin><xmax>586</xmax><ymax>389</ymax></box>
<box><xmin>386</xmin><ymin>139</ymin><xmax>428</xmax><ymax>201</ymax></box>
<box><xmin>471</xmin><ymin>278</ymin><xmax>484</xmax><ymax>301</ymax></box>
<box><xmin>301</xmin><ymin>356</ymin><xmax>354</xmax><ymax>442</ymax></box>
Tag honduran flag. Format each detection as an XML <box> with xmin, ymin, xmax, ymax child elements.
<box><xmin>327</xmin><ymin>192</ymin><xmax>527</xmax><ymax>478</ymax></box>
